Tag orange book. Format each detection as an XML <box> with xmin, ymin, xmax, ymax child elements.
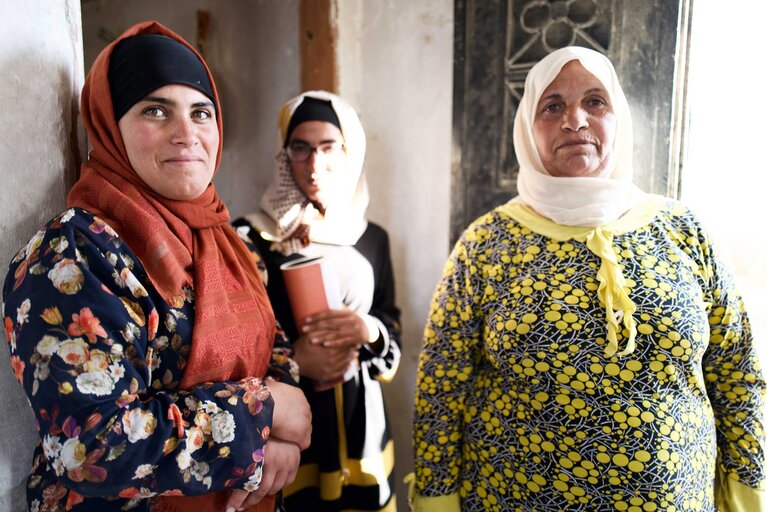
<box><xmin>280</xmin><ymin>256</ymin><xmax>356</xmax><ymax>391</ymax></box>
<box><xmin>280</xmin><ymin>256</ymin><xmax>338</xmax><ymax>330</ymax></box>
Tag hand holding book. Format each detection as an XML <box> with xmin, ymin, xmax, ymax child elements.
<box><xmin>281</xmin><ymin>256</ymin><xmax>361</xmax><ymax>390</ymax></box>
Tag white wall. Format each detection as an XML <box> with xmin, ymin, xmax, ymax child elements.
<box><xmin>81</xmin><ymin>0</ymin><xmax>301</xmax><ymax>218</ymax></box>
<box><xmin>0</xmin><ymin>2</ymin><xmax>84</xmax><ymax>510</ymax></box>
<box><xmin>337</xmin><ymin>1</ymin><xmax>454</xmax><ymax>508</ymax></box>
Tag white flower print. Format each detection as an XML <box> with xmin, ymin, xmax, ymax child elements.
<box><xmin>49</xmin><ymin>237</ymin><xmax>69</xmax><ymax>254</ymax></box>
<box><xmin>110</xmin><ymin>343</ymin><xmax>124</xmax><ymax>358</ymax></box>
<box><xmin>211</xmin><ymin>411</ymin><xmax>236</xmax><ymax>443</ymax></box>
<box><xmin>186</xmin><ymin>427</ymin><xmax>205</xmax><ymax>454</ymax></box>
<box><xmin>30</xmin><ymin>499</ymin><xmax>40</xmax><ymax>512</ymax></box>
<box><xmin>47</xmin><ymin>259</ymin><xmax>84</xmax><ymax>295</ymax></box>
<box><xmin>120</xmin><ymin>253</ymin><xmax>135</xmax><ymax>268</ymax></box>
<box><xmin>112</xmin><ymin>269</ymin><xmax>126</xmax><ymax>289</ymax></box>
<box><xmin>17</xmin><ymin>299</ymin><xmax>30</xmax><ymax>325</ymax></box>
<box><xmin>59</xmin><ymin>438</ymin><xmax>86</xmax><ymax>471</ymax></box>
<box><xmin>52</xmin><ymin>458</ymin><xmax>65</xmax><ymax>476</ymax></box>
<box><xmin>122</xmin><ymin>323</ymin><xmax>139</xmax><ymax>343</ymax></box>
<box><xmin>76</xmin><ymin>370</ymin><xmax>115</xmax><ymax>396</ymax></box>
<box><xmin>132</xmin><ymin>464</ymin><xmax>156</xmax><ymax>479</ymax></box>
<box><xmin>109</xmin><ymin>363</ymin><xmax>126</xmax><ymax>380</ymax></box>
<box><xmin>200</xmin><ymin>401</ymin><xmax>221</xmax><ymax>415</ymax></box>
<box><xmin>25</xmin><ymin>230</ymin><xmax>45</xmax><ymax>259</ymax></box>
<box><xmin>164</xmin><ymin>313</ymin><xmax>177</xmax><ymax>332</ymax></box>
<box><xmin>36</xmin><ymin>335</ymin><xmax>60</xmax><ymax>357</ymax></box>
<box><xmin>34</xmin><ymin>360</ymin><xmax>50</xmax><ymax>381</ymax></box>
<box><xmin>57</xmin><ymin>338</ymin><xmax>89</xmax><ymax>366</ymax></box>
<box><xmin>176</xmin><ymin>449</ymin><xmax>192</xmax><ymax>470</ymax></box>
<box><xmin>42</xmin><ymin>434</ymin><xmax>62</xmax><ymax>460</ymax></box>
<box><xmin>60</xmin><ymin>209</ymin><xmax>75</xmax><ymax>223</ymax></box>
<box><xmin>185</xmin><ymin>397</ymin><xmax>198</xmax><ymax>411</ymax></box>
<box><xmin>122</xmin><ymin>409</ymin><xmax>157</xmax><ymax>443</ymax></box>
<box><xmin>106</xmin><ymin>252</ymin><xmax>119</xmax><ymax>267</ymax></box>
<box><xmin>189</xmin><ymin>460</ymin><xmax>210</xmax><ymax>482</ymax></box>
<box><xmin>183</xmin><ymin>285</ymin><xmax>194</xmax><ymax>303</ymax></box>
<box><xmin>122</xmin><ymin>268</ymin><xmax>148</xmax><ymax>298</ymax></box>
<box><xmin>83</xmin><ymin>349</ymin><xmax>110</xmax><ymax>373</ymax></box>
<box><xmin>244</xmin><ymin>465</ymin><xmax>263</xmax><ymax>492</ymax></box>
<box><xmin>75</xmin><ymin>248</ymin><xmax>88</xmax><ymax>266</ymax></box>
<box><xmin>147</xmin><ymin>354</ymin><xmax>160</xmax><ymax>372</ymax></box>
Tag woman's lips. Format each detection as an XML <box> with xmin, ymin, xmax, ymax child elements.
<box><xmin>557</xmin><ymin>139</ymin><xmax>592</xmax><ymax>149</ymax></box>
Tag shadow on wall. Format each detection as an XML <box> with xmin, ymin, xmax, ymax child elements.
<box><xmin>0</xmin><ymin>50</ymin><xmax>80</xmax><ymax>511</ymax></box>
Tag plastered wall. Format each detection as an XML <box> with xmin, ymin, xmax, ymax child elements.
<box><xmin>0</xmin><ymin>1</ymin><xmax>84</xmax><ymax>510</ymax></box>
<box><xmin>336</xmin><ymin>2</ymin><xmax>454</xmax><ymax>508</ymax></box>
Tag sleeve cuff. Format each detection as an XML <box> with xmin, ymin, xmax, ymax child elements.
<box><xmin>716</xmin><ymin>467</ymin><xmax>767</xmax><ymax>512</ymax></box>
<box><xmin>412</xmin><ymin>492</ymin><xmax>460</xmax><ymax>512</ymax></box>
<box><xmin>362</xmin><ymin>314</ymin><xmax>390</xmax><ymax>356</ymax></box>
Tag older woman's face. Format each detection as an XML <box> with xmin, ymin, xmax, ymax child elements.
<box><xmin>532</xmin><ymin>60</ymin><xmax>616</xmax><ymax>178</ymax></box>
<box><xmin>118</xmin><ymin>84</ymin><xmax>219</xmax><ymax>200</ymax></box>
<box><xmin>287</xmin><ymin>120</ymin><xmax>346</xmax><ymax>208</ymax></box>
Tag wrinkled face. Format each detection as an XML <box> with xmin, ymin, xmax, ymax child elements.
<box><xmin>287</xmin><ymin>120</ymin><xmax>347</xmax><ymax>208</ymax></box>
<box><xmin>118</xmin><ymin>84</ymin><xmax>219</xmax><ymax>200</ymax></box>
<box><xmin>532</xmin><ymin>60</ymin><xmax>616</xmax><ymax>178</ymax></box>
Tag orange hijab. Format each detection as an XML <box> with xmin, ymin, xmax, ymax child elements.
<box><xmin>67</xmin><ymin>21</ymin><xmax>276</xmax><ymax>511</ymax></box>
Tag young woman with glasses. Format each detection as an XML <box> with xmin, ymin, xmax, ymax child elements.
<box><xmin>234</xmin><ymin>91</ymin><xmax>401</xmax><ymax>512</ymax></box>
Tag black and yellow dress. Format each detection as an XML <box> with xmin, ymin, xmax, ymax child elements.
<box><xmin>413</xmin><ymin>196</ymin><xmax>766</xmax><ymax>511</ymax></box>
<box><xmin>235</xmin><ymin>218</ymin><xmax>401</xmax><ymax>512</ymax></box>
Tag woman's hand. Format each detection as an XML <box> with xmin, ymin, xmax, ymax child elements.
<box><xmin>225</xmin><ymin>438</ymin><xmax>301</xmax><ymax>510</ymax></box>
<box><xmin>302</xmin><ymin>309</ymin><xmax>370</xmax><ymax>349</ymax></box>
<box><xmin>293</xmin><ymin>334</ymin><xmax>359</xmax><ymax>382</ymax></box>
<box><xmin>266</xmin><ymin>378</ymin><xmax>311</xmax><ymax>449</ymax></box>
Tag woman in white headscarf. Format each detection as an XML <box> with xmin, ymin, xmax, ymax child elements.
<box><xmin>234</xmin><ymin>91</ymin><xmax>401</xmax><ymax>511</ymax></box>
<box><xmin>411</xmin><ymin>46</ymin><xmax>766</xmax><ymax>511</ymax></box>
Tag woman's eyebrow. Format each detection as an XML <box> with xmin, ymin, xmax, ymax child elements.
<box><xmin>290</xmin><ymin>137</ymin><xmax>341</xmax><ymax>145</ymax></box>
<box><xmin>138</xmin><ymin>96</ymin><xmax>173</xmax><ymax>105</ymax></box>
<box><xmin>137</xmin><ymin>97</ymin><xmax>215</xmax><ymax>109</ymax></box>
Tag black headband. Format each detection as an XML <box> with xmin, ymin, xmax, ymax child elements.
<box><xmin>108</xmin><ymin>34</ymin><xmax>215</xmax><ymax>121</ymax></box>
<box><xmin>284</xmin><ymin>97</ymin><xmax>341</xmax><ymax>146</ymax></box>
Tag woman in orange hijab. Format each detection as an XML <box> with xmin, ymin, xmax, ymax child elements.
<box><xmin>2</xmin><ymin>21</ymin><xmax>309</xmax><ymax>512</ymax></box>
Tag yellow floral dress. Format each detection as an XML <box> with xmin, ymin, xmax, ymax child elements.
<box><xmin>413</xmin><ymin>196</ymin><xmax>766</xmax><ymax>511</ymax></box>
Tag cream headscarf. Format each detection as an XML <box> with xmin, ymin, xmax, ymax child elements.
<box><xmin>504</xmin><ymin>47</ymin><xmax>656</xmax><ymax>357</ymax></box>
<box><xmin>246</xmin><ymin>91</ymin><xmax>369</xmax><ymax>255</ymax></box>
<box><xmin>512</xmin><ymin>46</ymin><xmax>644</xmax><ymax>227</ymax></box>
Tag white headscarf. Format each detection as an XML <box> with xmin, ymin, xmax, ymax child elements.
<box><xmin>512</xmin><ymin>46</ymin><xmax>644</xmax><ymax>227</ymax></box>
<box><xmin>246</xmin><ymin>91</ymin><xmax>369</xmax><ymax>255</ymax></box>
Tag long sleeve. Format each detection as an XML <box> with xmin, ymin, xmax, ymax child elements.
<box><xmin>695</xmin><ymin>227</ymin><xmax>767</xmax><ymax>509</ymax></box>
<box><xmin>3</xmin><ymin>209</ymin><xmax>276</xmax><ymax>503</ymax></box>
<box><xmin>359</xmin><ymin>226</ymin><xmax>401</xmax><ymax>383</ymax></box>
<box><xmin>412</xmin><ymin>227</ymin><xmax>484</xmax><ymax>508</ymax></box>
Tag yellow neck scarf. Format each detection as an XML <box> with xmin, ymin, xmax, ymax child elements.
<box><xmin>498</xmin><ymin>196</ymin><xmax>664</xmax><ymax>357</ymax></box>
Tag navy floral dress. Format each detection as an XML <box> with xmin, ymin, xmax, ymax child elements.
<box><xmin>3</xmin><ymin>208</ymin><xmax>297</xmax><ymax>511</ymax></box>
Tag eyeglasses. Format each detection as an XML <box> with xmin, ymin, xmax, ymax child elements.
<box><xmin>286</xmin><ymin>141</ymin><xmax>345</xmax><ymax>162</ymax></box>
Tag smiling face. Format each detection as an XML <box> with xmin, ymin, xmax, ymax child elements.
<box><xmin>117</xmin><ymin>84</ymin><xmax>219</xmax><ymax>200</ymax></box>
<box><xmin>532</xmin><ymin>60</ymin><xmax>616</xmax><ymax>178</ymax></box>
<box><xmin>287</xmin><ymin>120</ymin><xmax>347</xmax><ymax>209</ymax></box>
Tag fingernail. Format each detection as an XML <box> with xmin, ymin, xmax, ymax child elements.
<box><xmin>226</xmin><ymin>508</ymin><xmax>235</xmax><ymax>512</ymax></box>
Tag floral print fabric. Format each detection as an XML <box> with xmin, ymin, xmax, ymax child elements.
<box><xmin>3</xmin><ymin>208</ymin><xmax>296</xmax><ymax>511</ymax></box>
<box><xmin>413</xmin><ymin>199</ymin><xmax>766</xmax><ymax>511</ymax></box>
